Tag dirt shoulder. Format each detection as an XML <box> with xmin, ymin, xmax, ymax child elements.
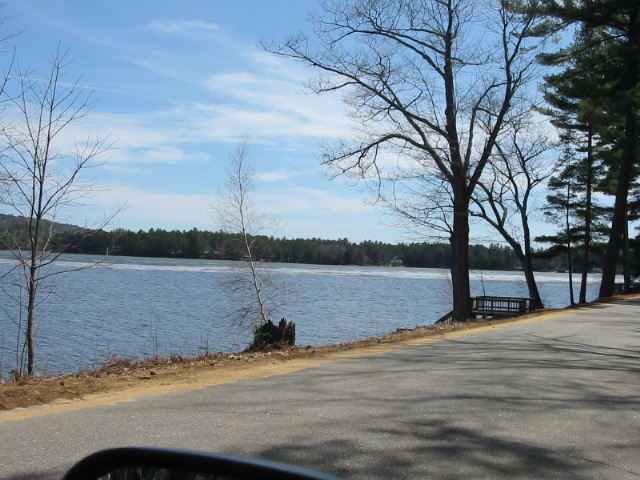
<box><xmin>0</xmin><ymin>301</ymin><xmax>619</xmax><ymax>422</ymax></box>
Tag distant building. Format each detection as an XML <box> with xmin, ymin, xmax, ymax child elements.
<box><xmin>390</xmin><ymin>256</ymin><xmax>403</xmax><ymax>267</ymax></box>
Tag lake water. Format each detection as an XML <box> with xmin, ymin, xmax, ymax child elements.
<box><xmin>0</xmin><ymin>252</ymin><xmax>602</xmax><ymax>377</ymax></box>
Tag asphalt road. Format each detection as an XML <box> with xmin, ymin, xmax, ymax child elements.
<box><xmin>1</xmin><ymin>298</ymin><xmax>639</xmax><ymax>480</ymax></box>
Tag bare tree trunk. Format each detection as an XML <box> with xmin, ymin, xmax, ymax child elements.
<box><xmin>0</xmin><ymin>48</ymin><xmax>114</xmax><ymax>377</ymax></box>
<box><xmin>26</xmin><ymin>269</ymin><xmax>37</xmax><ymax>376</ymax></box>
<box><xmin>215</xmin><ymin>139</ymin><xmax>287</xmax><ymax>342</ymax></box>
<box><xmin>470</xmin><ymin>127</ymin><xmax>551</xmax><ymax>311</ymax></box>
<box><xmin>567</xmin><ymin>248</ymin><xmax>575</xmax><ymax>306</ymax></box>
<box><xmin>521</xmin><ymin>214</ymin><xmax>543</xmax><ymax>309</ymax></box>
<box><xmin>244</xmin><ymin>236</ymin><xmax>269</xmax><ymax>326</ymax></box>
<box><xmin>451</xmin><ymin>192</ymin><xmax>471</xmax><ymax>321</ymax></box>
<box><xmin>512</xmin><ymin>235</ymin><xmax>543</xmax><ymax>309</ymax></box>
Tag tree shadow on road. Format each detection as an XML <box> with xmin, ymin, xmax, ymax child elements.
<box><xmin>243</xmin><ymin>314</ymin><xmax>640</xmax><ymax>479</ymax></box>
<box><xmin>255</xmin><ymin>418</ymin><xmax>604</xmax><ymax>479</ymax></box>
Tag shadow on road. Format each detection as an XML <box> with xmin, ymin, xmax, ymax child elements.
<box><xmin>256</xmin><ymin>420</ymin><xmax>594</xmax><ymax>479</ymax></box>
<box><xmin>234</xmin><ymin>314</ymin><xmax>640</xmax><ymax>479</ymax></box>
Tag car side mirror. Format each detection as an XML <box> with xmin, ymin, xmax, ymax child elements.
<box><xmin>62</xmin><ymin>447</ymin><xmax>343</xmax><ymax>480</ymax></box>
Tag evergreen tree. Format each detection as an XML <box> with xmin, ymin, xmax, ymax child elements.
<box><xmin>538</xmin><ymin>0</ymin><xmax>640</xmax><ymax>296</ymax></box>
<box><xmin>539</xmin><ymin>26</ymin><xmax>611</xmax><ymax>302</ymax></box>
<box><xmin>537</xmin><ymin>152</ymin><xmax>609</xmax><ymax>303</ymax></box>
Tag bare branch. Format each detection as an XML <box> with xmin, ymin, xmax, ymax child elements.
<box><xmin>265</xmin><ymin>0</ymin><xmax>547</xmax><ymax>321</ymax></box>
<box><xmin>212</xmin><ymin>139</ymin><xmax>289</xmax><ymax>344</ymax></box>
<box><xmin>0</xmin><ymin>46</ymin><xmax>115</xmax><ymax>376</ymax></box>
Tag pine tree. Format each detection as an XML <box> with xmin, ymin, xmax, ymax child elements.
<box><xmin>537</xmin><ymin>151</ymin><xmax>609</xmax><ymax>303</ymax></box>
<box><xmin>538</xmin><ymin>0</ymin><xmax>640</xmax><ymax>297</ymax></box>
<box><xmin>539</xmin><ymin>26</ymin><xmax>611</xmax><ymax>302</ymax></box>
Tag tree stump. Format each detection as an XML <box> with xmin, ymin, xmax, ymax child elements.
<box><xmin>251</xmin><ymin>318</ymin><xmax>295</xmax><ymax>350</ymax></box>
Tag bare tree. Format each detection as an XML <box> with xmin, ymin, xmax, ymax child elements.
<box><xmin>265</xmin><ymin>0</ymin><xmax>546</xmax><ymax>321</ymax></box>
<box><xmin>471</xmin><ymin>119</ymin><xmax>557</xmax><ymax>308</ymax></box>
<box><xmin>0</xmin><ymin>48</ymin><xmax>114</xmax><ymax>376</ymax></box>
<box><xmin>213</xmin><ymin>140</ymin><xmax>291</xmax><ymax>347</ymax></box>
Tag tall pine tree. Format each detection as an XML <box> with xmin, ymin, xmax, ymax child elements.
<box><xmin>538</xmin><ymin>0</ymin><xmax>640</xmax><ymax>297</ymax></box>
<box><xmin>539</xmin><ymin>26</ymin><xmax>611</xmax><ymax>302</ymax></box>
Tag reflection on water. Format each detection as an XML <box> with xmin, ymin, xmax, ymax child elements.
<box><xmin>0</xmin><ymin>252</ymin><xmax>601</xmax><ymax>376</ymax></box>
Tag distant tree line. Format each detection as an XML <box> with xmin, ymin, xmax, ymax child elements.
<box><xmin>0</xmin><ymin>225</ymin><xmax>594</xmax><ymax>272</ymax></box>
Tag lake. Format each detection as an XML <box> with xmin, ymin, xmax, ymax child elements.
<box><xmin>0</xmin><ymin>252</ymin><xmax>602</xmax><ymax>377</ymax></box>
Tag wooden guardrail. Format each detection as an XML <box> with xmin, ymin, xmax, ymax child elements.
<box><xmin>435</xmin><ymin>296</ymin><xmax>537</xmax><ymax>323</ymax></box>
<box><xmin>471</xmin><ymin>296</ymin><xmax>536</xmax><ymax>317</ymax></box>
<box><xmin>435</xmin><ymin>311</ymin><xmax>454</xmax><ymax>324</ymax></box>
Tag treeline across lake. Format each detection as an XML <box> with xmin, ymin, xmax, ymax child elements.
<box><xmin>31</xmin><ymin>227</ymin><xmax>575</xmax><ymax>271</ymax></box>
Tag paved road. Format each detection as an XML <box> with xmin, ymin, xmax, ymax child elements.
<box><xmin>1</xmin><ymin>298</ymin><xmax>639</xmax><ymax>480</ymax></box>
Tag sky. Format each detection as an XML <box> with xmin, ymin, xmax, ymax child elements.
<box><xmin>2</xmin><ymin>1</ymin><xmax>410</xmax><ymax>243</ymax></box>
<box><xmin>1</xmin><ymin>1</ymin><xmax>567</xmax><ymax>247</ymax></box>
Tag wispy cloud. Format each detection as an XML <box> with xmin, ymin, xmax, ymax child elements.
<box><xmin>202</xmin><ymin>68</ymin><xmax>344</xmax><ymax>123</ymax></box>
<box><xmin>83</xmin><ymin>69</ymin><xmax>348</xmax><ymax>167</ymax></box>
<box><xmin>76</xmin><ymin>182</ymin><xmax>389</xmax><ymax>242</ymax></box>
<box><xmin>257</xmin><ymin>187</ymin><xmax>375</xmax><ymax>217</ymax></box>
<box><xmin>81</xmin><ymin>16</ymin><xmax>349</xmax><ymax>151</ymax></box>
<box><xmin>255</xmin><ymin>170</ymin><xmax>297</xmax><ymax>182</ymax></box>
<box><xmin>140</xmin><ymin>19</ymin><xmax>221</xmax><ymax>35</ymax></box>
<box><xmin>125</xmin><ymin>147</ymin><xmax>211</xmax><ymax>165</ymax></box>
<box><xmin>92</xmin><ymin>185</ymin><xmax>214</xmax><ymax>231</ymax></box>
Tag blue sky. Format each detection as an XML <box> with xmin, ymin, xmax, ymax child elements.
<box><xmin>2</xmin><ymin>1</ymin><xmax>406</xmax><ymax>243</ymax></box>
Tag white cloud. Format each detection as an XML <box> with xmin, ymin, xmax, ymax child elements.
<box><xmin>72</xmin><ymin>19</ymin><xmax>351</xmax><ymax>157</ymax></box>
<box><xmin>140</xmin><ymin>19</ymin><xmax>221</xmax><ymax>35</ymax></box>
<box><xmin>79</xmin><ymin>179</ymin><xmax>398</xmax><ymax>243</ymax></box>
<box><xmin>112</xmin><ymin>146</ymin><xmax>211</xmax><ymax>166</ymax></box>
<box><xmin>93</xmin><ymin>184</ymin><xmax>377</xmax><ymax>237</ymax></box>
<box><xmin>83</xmin><ymin>112</ymin><xmax>178</xmax><ymax>149</ymax></box>
<box><xmin>255</xmin><ymin>170</ymin><xmax>297</xmax><ymax>182</ymax></box>
<box><xmin>281</xmin><ymin>216</ymin><xmax>394</xmax><ymax>243</ymax></box>
<box><xmin>81</xmin><ymin>90</ymin><xmax>346</xmax><ymax>168</ymax></box>
<box><xmin>92</xmin><ymin>185</ymin><xmax>214</xmax><ymax>231</ymax></box>
<box><xmin>256</xmin><ymin>187</ymin><xmax>375</xmax><ymax>217</ymax></box>
<box><xmin>202</xmin><ymin>68</ymin><xmax>346</xmax><ymax>125</ymax></box>
<box><xmin>188</xmin><ymin>103</ymin><xmax>344</xmax><ymax>141</ymax></box>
